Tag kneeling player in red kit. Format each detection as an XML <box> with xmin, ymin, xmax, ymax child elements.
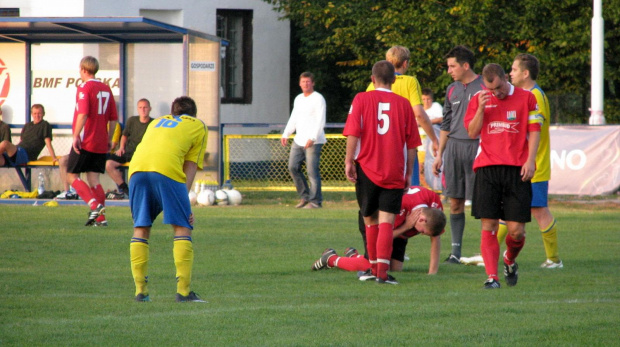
<box><xmin>311</xmin><ymin>186</ymin><xmax>446</xmax><ymax>282</ymax></box>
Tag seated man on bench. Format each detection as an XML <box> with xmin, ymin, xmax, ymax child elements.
<box><xmin>0</xmin><ymin>104</ymin><xmax>58</xmax><ymax>169</ymax></box>
<box><xmin>0</xmin><ymin>106</ymin><xmax>11</xmax><ymax>143</ymax></box>
<box><xmin>105</xmin><ymin>98</ymin><xmax>153</xmax><ymax>199</ymax></box>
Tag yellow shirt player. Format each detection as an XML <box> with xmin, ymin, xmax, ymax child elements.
<box><xmin>128</xmin><ymin>96</ymin><xmax>209</xmax><ymax>303</ymax></box>
<box><xmin>530</xmin><ymin>86</ymin><xmax>551</xmax><ymax>183</ymax></box>
<box><xmin>499</xmin><ymin>54</ymin><xmax>562</xmax><ymax>269</ymax></box>
<box><xmin>367</xmin><ymin>73</ymin><xmax>423</xmax><ymax>106</ymax></box>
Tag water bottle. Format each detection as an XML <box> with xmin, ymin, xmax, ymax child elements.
<box><xmin>37</xmin><ymin>172</ymin><xmax>45</xmax><ymax>195</ymax></box>
<box><xmin>223</xmin><ymin>179</ymin><xmax>233</xmax><ymax>190</ymax></box>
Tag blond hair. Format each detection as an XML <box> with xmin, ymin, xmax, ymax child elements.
<box><xmin>80</xmin><ymin>56</ymin><xmax>99</xmax><ymax>75</ymax></box>
<box><xmin>386</xmin><ymin>46</ymin><xmax>410</xmax><ymax>69</ymax></box>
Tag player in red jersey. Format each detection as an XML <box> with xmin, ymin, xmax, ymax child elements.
<box><xmin>311</xmin><ymin>186</ymin><xmax>446</xmax><ymax>276</ymax></box>
<box><xmin>343</xmin><ymin>60</ymin><xmax>421</xmax><ymax>284</ymax></box>
<box><xmin>66</xmin><ymin>56</ymin><xmax>118</xmax><ymax>226</ymax></box>
<box><xmin>464</xmin><ymin>63</ymin><xmax>541</xmax><ymax>289</ymax></box>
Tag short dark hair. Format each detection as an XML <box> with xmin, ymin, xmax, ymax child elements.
<box><xmin>300</xmin><ymin>71</ymin><xmax>315</xmax><ymax>82</ymax></box>
<box><xmin>372</xmin><ymin>60</ymin><xmax>395</xmax><ymax>85</ymax></box>
<box><xmin>171</xmin><ymin>96</ymin><xmax>197</xmax><ymax>117</ymax></box>
<box><xmin>482</xmin><ymin>63</ymin><xmax>506</xmax><ymax>83</ymax></box>
<box><xmin>423</xmin><ymin>207</ymin><xmax>447</xmax><ymax>237</ymax></box>
<box><xmin>514</xmin><ymin>53</ymin><xmax>540</xmax><ymax>80</ymax></box>
<box><xmin>137</xmin><ymin>98</ymin><xmax>151</xmax><ymax>107</ymax></box>
<box><xmin>31</xmin><ymin>104</ymin><xmax>45</xmax><ymax>115</ymax></box>
<box><xmin>444</xmin><ymin>45</ymin><xmax>476</xmax><ymax>69</ymax></box>
<box><xmin>422</xmin><ymin>88</ymin><xmax>434</xmax><ymax>98</ymax></box>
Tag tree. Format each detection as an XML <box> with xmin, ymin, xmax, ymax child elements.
<box><xmin>265</xmin><ymin>0</ymin><xmax>620</xmax><ymax>124</ymax></box>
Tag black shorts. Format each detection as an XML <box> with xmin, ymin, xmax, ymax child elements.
<box><xmin>355</xmin><ymin>165</ymin><xmax>403</xmax><ymax>216</ymax></box>
<box><xmin>391</xmin><ymin>237</ymin><xmax>408</xmax><ymax>262</ymax></box>
<box><xmin>472</xmin><ymin>165</ymin><xmax>532</xmax><ymax>223</ymax></box>
<box><xmin>67</xmin><ymin>148</ymin><xmax>106</xmax><ymax>174</ymax></box>
<box><xmin>107</xmin><ymin>152</ymin><xmax>132</xmax><ymax>164</ymax></box>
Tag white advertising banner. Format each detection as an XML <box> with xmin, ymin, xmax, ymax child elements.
<box><xmin>549</xmin><ymin>125</ymin><xmax>620</xmax><ymax>195</ymax></box>
<box><xmin>0</xmin><ymin>47</ymin><xmax>119</xmax><ymax>125</ymax></box>
<box><xmin>0</xmin><ymin>43</ymin><xmax>27</xmax><ymax>124</ymax></box>
<box><xmin>31</xmin><ymin>70</ymin><xmax>120</xmax><ymax>124</ymax></box>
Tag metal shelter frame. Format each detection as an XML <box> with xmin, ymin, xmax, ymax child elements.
<box><xmin>0</xmin><ymin>17</ymin><xmax>223</xmax><ymax>188</ymax></box>
<box><xmin>0</xmin><ymin>16</ymin><xmax>221</xmax><ymax>124</ymax></box>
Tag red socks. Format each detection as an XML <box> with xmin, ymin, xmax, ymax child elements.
<box><xmin>366</xmin><ymin>224</ymin><xmax>379</xmax><ymax>275</ymax></box>
<box><xmin>480</xmin><ymin>230</ymin><xmax>500</xmax><ymax>281</ymax></box>
<box><xmin>72</xmin><ymin>180</ymin><xmax>106</xmax><ymax>216</ymax></box>
<box><xmin>71</xmin><ymin>179</ymin><xmax>98</xmax><ymax>209</ymax></box>
<box><xmin>376</xmin><ymin>223</ymin><xmax>393</xmax><ymax>280</ymax></box>
<box><xmin>333</xmin><ymin>255</ymin><xmax>371</xmax><ymax>272</ymax></box>
<box><xmin>91</xmin><ymin>184</ymin><xmax>106</xmax><ymax>207</ymax></box>
<box><xmin>90</xmin><ymin>184</ymin><xmax>107</xmax><ymax>222</ymax></box>
<box><xmin>504</xmin><ymin>234</ymin><xmax>525</xmax><ymax>265</ymax></box>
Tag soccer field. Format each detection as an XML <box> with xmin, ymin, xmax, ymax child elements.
<box><xmin>1</xmin><ymin>192</ymin><xmax>618</xmax><ymax>346</ymax></box>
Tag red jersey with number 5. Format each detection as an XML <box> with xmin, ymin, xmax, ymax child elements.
<box><xmin>343</xmin><ymin>89</ymin><xmax>420</xmax><ymax>189</ymax></box>
<box><xmin>73</xmin><ymin>79</ymin><xmax>118</xmax><ymax>153</ymax></box>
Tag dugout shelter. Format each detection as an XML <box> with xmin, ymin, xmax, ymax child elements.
<box><xmin>0</xmin><ymin>17</ymin><xmax>222</xmax><ymax>190</ymax></box>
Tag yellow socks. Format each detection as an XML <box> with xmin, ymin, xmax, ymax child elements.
<box><xmin>541</xmin><ymin>219</ymin><xmax>559</xmax><ymax>262</ymax></box>
<box><xmin>173</xmin><ymin>236</ymin><xmax>194</xmax><ymax>297</ymax></box>
<box><xmin>130</xmin><ymin>238</ymin><xmax>149</xmax><ymax>296</ymax></box>
<box><xmin>498</xmin><ymin>219</ymin><xmax>559</xmax><ymax>262</ymax></box>
<box><xmin>131</xmin><ymin>236</ymin><xmax>195</xmax><ymax>298</ymax></box>
<box><xmin>497</xmin><ymin>222</ymin><xmax>508</xmax><ymax>244</ymax></box>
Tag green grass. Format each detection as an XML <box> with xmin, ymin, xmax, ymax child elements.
<box><xmin>1</xmin><ymin>192</ymin><xmax>618</xmax><ymax>346</ymax></box>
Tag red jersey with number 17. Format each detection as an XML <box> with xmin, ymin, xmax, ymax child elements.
<box><xmin>343</xmin><ymin>89</ymin><xmax>421</xmax><ymax>189</ymax></box>
<box><xmin>73</xmin><ymin>79</ymin><xmax>118</xmax><ymax>154</ymax></box>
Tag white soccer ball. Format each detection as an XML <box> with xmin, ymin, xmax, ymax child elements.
<box><xmin>226</xmin><ymin>189</ymin><xmax>242</xmax><ymax>205</ymax></box>
<box><xmin>214</xmin><ymin>189</ymin><xmax>229</xmax><ymax>206</ymax></box>
<box><xmin>188</xmin><ymin>190</ymin><xmax>198</xmax><ymax>205</ymax></box>
<box><xmin>197</xmin><ymin>189</ymin><xmax>215</xmax><ymax>206</ymax></box>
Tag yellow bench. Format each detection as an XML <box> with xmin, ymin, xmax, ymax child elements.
<box><xmin>11</xmin><ymin>156</ymin><xmax>130</xmax><ymax>192</ymax></box>
<box><xmin>11</xmin><ymin>156</ymin><xmax>59</xmax><ymax>192</ymax></box>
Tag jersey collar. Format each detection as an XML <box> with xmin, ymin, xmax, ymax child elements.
<box><xmin>375</xmin><ymin>88</ymin><xmax>392</xmax><ymax>93</ymax></box>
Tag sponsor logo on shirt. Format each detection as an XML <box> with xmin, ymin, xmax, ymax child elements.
<box><xmin>507</xmin><ymin>110</ymin><xmax>517</xmax><ymax>121</ymax></box>
<box><xmin>488</xmin><ymin>121</ymin><xmax>519</xmax><ymax>134</ymax></box>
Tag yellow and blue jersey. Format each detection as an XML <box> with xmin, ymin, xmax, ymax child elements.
<box><xmin>531</xmin><ymin>85</ymin><xmax>551</xmax><ymax>182</ymax></box>
<box><xmin>129</xmin><ymin>115</ymin><xmax>207</xmax><ymax>183</ymax></box>
<box><xmin>366</xmin><ymin>74</ymin><xmax>423</xmax><ymax>108</ymax></box>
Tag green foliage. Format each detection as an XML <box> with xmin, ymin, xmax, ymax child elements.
<box><xmin>1</xmin><ymin>195</ymin><xmax>619</xmax><ymax>345</ymax></box>
<box><xmin>265</xmin><ymin>0</ymin><xmax>620</xmax><ymax>124</ymax></box>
